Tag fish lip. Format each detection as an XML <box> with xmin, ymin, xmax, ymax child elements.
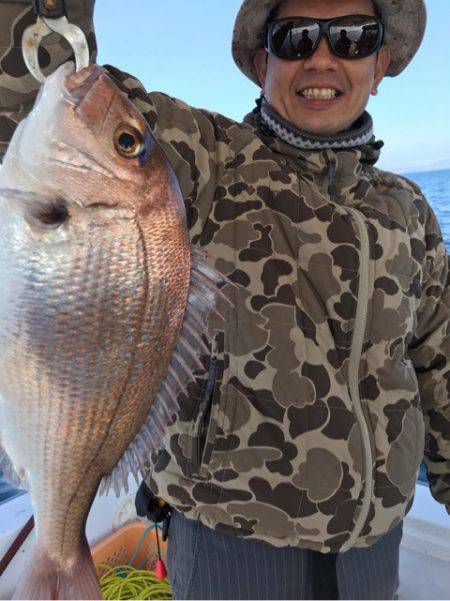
<box><xmin>62</xmin><ymin>65</ymin><xmax>104</xmax><ymax>105</ymax></box>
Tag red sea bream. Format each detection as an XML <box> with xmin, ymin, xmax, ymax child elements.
<box><xmin>0</xmin><ymin>62</ymin><xmax>225</xmax><ymax>600</ymax></box>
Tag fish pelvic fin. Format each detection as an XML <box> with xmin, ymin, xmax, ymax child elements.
<box><xmin>100</xmin><ymin>245</ymin><xmax>233</xmax><ymax>497</ymax></box>
<box><xmin>12</xmin><ymin>539</ymin><xmax>101</xmax><ymax>600</ymax></box>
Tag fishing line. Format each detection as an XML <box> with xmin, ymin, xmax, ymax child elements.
<box><xmin>127</xmin><ymin>524</ymin><xmax>156</xmax><ymax>568</ymax></box>
<box><xmin>95</xmin><ymin>523</ymin><xmax>172</xmax><ymax>599</ymax></box>
<box><xmin>96</xmin><ymin>564</ymin><xmax>172</xmax><ymax>600</ymax></box>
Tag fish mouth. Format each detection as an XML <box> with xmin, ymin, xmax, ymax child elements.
<box><xmin>62</xmin><ymin>65</ymin><xmax>104</xmax><ymax>106</ymax></box>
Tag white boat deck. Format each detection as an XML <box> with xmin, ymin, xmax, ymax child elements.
<box><xmin>399</xmin><ymin>547</ymin><xmax>450</xmax><ymax>600</ymax></box>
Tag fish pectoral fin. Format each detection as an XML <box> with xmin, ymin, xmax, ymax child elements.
<box><xmin>0</xmin><ymin>446</ymin><xmax>28</xmax><ymax>491</ymax></box>
<box><xmin>99</xmin><ymin>245</ymin><xmax>233</xmax><ymax>498</ymax></box>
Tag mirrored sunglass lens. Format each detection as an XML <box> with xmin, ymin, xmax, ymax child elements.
<box><xmin>270</xmin><ymin>20</ymin><xmax>320</xmax><ymax>57</ymax></box>
<box><xmin>329</xmin><ymin>17</ymin><xmax>379</xmax><ymax>57</ymax></box>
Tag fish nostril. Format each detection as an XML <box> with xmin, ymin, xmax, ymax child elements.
<box><xmin>27</xmin><ymin>201</ymin><xmax>70</xmax><ymax>228</ymax></box>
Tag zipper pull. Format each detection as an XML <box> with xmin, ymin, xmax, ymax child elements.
<box><xmin>327</xmin><ymin>158</ymin><xmax>337</xmax><ymax>197</ymax></box>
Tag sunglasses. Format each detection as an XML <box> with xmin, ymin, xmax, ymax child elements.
<box><xmin>264</xmin><ymin>15</ymin><xmax>384</xmax><ymax>60</ymax></box>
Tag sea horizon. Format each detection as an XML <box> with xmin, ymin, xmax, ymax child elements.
<box><xmin>402</xmin><ymin>166</ymin><xmax>450</xmax><ymax>177</ymax></box>
<box><xmin>403</xmin><ymin>168</ymin><xmax>450</xmax><ymax>251</ymax></box>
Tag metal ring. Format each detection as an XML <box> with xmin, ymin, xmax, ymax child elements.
<box><xmin>22</xmin><ymin>16</ymin><xmax>89</xmax><ymax>83</ymax></box>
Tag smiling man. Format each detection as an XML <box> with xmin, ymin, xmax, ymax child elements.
<box><xmin>1</xmin><ymin>0</ymin><xmax>449</xmax><ymax>600</ymax></box>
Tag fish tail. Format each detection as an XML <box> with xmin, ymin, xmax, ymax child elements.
<box><xmin>13</xmin><ymin>541</ymin><xmax>101</xmax><ymax>600</ymax></box>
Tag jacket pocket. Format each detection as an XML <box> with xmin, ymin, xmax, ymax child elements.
<box><xmin>189</xmin><ymin>343</ymin><xmax>221</xmax><ymax>479</ymax></box>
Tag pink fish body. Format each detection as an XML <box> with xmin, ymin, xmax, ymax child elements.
<box><xmin>0</xmin><ymin>63</ymin><xmax>224</xmax><ymax>599</ymax></box>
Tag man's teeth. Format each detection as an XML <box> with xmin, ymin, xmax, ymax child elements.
<box><xmin>301</xmin><ymin>88</ymin><xmax>338</xmax><ymax>100</ymax></box>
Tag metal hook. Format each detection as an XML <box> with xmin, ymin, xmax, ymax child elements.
<box><xmin>22</xmin><ymin>16</ymin><xmax>89</xmax><ymax>83</ymax></box>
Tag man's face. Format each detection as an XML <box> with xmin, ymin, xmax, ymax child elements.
<box><xmin>254</xmin><ymin>0</ymin><xmax>391</xmax><ymax>135</ymax></box>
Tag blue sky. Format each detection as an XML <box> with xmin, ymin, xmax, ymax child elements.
<box><xmin>95</xmin><ymin>0</ymin><xmax>450</xmax><ymax>174</ymax></box>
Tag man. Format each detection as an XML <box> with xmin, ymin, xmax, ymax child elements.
<box><xmin>0</xmin><ymin>0</ymin><xmax>448</xmax><ymax>599</ymax></box>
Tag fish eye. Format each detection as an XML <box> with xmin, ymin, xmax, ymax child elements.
<box><xmin>113</xmin><ymin>124</ymin><xmax>146</xmax><ymax>158</ymax></box>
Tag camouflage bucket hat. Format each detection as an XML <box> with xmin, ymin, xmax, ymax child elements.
<box><xmin>232</xmin><ymin>0</ymin><xmax>427</xmax><ymax>86</ymax></box>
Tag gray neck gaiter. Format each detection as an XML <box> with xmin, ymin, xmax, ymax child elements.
<box><xmin>259</xmin><ymin>96</ymin><xmax>375</xmax><ymax>150</ymax></box>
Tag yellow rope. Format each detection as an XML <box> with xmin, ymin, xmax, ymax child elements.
<box><xmin>96</xmin><ymin>563</ymin><xmax>172</xmax><ymax>600</ymax></box>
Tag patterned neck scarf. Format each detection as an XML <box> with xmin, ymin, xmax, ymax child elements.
<box><xmin>258</xmin><ymin>96</ymin><xmax>375</xmax><ymax>150</ymax></box>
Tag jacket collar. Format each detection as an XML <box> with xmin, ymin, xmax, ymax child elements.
<box><xmin>243</xmin><ymin>105</ymin><xmax>383</xmax><ymax>197</ymax></box>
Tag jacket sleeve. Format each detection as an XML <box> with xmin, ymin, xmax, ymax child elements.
<box><xmin>0</xmin><ymin>0</ymin><xmax>97</xmax><ymax>161</ymax></box>
<box><xmin>408</xmin><ymin>204</ymin><xmax>450</xmax><ymax>515</ymax></box>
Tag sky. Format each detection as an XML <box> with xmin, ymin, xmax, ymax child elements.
<box><xmin>95</xmin><ymin>0</ymin><xmax>450</xmax><ymax>175</ymax></box>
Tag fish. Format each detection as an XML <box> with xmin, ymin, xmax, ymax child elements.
<box><xmin>0</xmin><ymin>62</ymin><xmax>228</xmax><ymax>600</ymax></box>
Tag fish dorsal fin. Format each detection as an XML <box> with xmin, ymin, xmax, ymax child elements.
<box><xmin>0</xmin><ymin>446</ymin><xmax>28</xmax><ymax>490</ymax></box>
<box><xmin>99</xmin><ymin>246</ymin><xmax>231</xmax><ymax>497</ymax></box>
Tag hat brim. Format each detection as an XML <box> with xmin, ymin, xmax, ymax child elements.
<box><xmin>232</xmin><ymin>0</ymin><xmax>427</xmax><ymax>86</ymax></box>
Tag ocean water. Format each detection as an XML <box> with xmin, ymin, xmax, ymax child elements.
<box><xmin>404</xmin><ymin>168</ymin><xmax>450</xmax><ymax>253</ymax></box>
<box><xmin>403</xmin><ymin>168</ymin><xmax>450</xmax><ymax>486</ymax></box>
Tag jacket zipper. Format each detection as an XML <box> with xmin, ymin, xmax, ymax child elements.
<box><xmin>327</xmin><ymin>160</ymin><xmax>374</xmax><ymax>552</ymax></box>
<box><xmin>341</xmin><ymin>205</ymin><xmax>374</xmax><ymax>551</ymax></box>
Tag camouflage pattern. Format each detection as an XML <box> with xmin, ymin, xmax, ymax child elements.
<box><xmin>0</xmin><ymin>0</ymin><xmax>97</xmax><ymax>159</ymax></box>
<box><xmin>232</xmin><ymin>0</ymin><xmax>428</xmax><ymax>86</ymax></box>
<box><xmin>1</xmin><ymin>1</ymin><xmax>448</xmax><ymax>554</ymax></box>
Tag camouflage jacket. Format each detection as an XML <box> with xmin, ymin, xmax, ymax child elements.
<box><xmin>1</xmin><ymin>1</ymin><xmax>449</xmax><ymax>554</ymax></box>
